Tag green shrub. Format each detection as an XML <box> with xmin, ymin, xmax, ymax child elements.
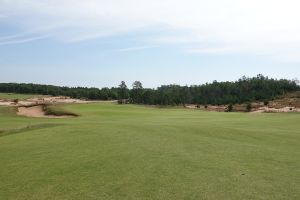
<box><xmin>264</xmin><ymin>100</ymin><xmax>269</xmax><ymax>106</ymax></box>
<box><xmin>227</xmin><ymin>104</ymin><xmax>233</xmax><ymax>112</ymax></box>
<box><xmin>246</xmin><ymin>103</ymin><xmax>252</xmax><ymax>112</ymax></box>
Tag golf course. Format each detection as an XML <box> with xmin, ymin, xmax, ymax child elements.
<box><xmin>0</xmin><ymin>101</ymin><xmax>299</xmax><ymax>199</ymax></box>
<box><xmin>2</xmin><ymin>1</ymin><xmax>300</xmax><ymax>199</ymax></box>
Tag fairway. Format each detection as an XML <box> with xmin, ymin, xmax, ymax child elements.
<box><xmin>0</xmin><ymin>103</ymin><xmax>299</xmax><ymax>199</ymax></box>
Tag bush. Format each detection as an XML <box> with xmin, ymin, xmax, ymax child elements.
<box><xmin>227</xmin><ymin>104</ymin><xmax>233</xmax><ymax>112</ymax></box>
<box><xmin>246</xmin><ymin>103</ymin><xmax>252</xmax><ymax>112</ymax></box>
<box><xmin>117</xmin><ymin>99</ymin><xmax>129</xmax><ymax>104</ymax></box>
<box><xmin>264</xmin><ymin>100</ymin><xmax>269</xmax><ymax>106</ymax></box>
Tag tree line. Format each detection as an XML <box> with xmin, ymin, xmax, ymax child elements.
<box><xmin>0</xmin><ymin>75</ymin><xmax>299</xmax><ymax>105</ymax></box>
<box><xmin>0</xmin><ymin>83</ymin><xmax>119</xmax><ymax>100</ymax></box>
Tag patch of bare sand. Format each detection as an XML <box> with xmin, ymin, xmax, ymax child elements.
<box><xmin>251</xmin><ymin>106</ymin><xmax>300</xmax><ymax>113</ymax></box>
<box><xmin>0</xmin><ymin>95</ymin><xmax>115</xmax><ymax>107</ymax></box>
<box><xmin>23</xmin><ymin>96</ymin><xmax>116</xmax><ymax>105</ymax></box>
<box><xmin>184</xmin><ymin>104</ymin><xmax>227</xmax><ymax>112</ymax></box>
<box><xmin>0</xmin><ymin>100</ymin><xmax>14</xmax><ymax>106</ymax></box>
<box><xmin>17</xmin><ymin>106</ymin><xmax>70</xmax><ymax>118</ymax></box>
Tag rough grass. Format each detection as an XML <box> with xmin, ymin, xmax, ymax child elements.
<box><xmin>43</xmin><ymin>104</ymin><xmax>79</xmax><ymax>117</ymax></box>
<box><xmin>0</xmin><ymin>93</ymin><xmax>47</xmax><ymax>100</ymax></box>
<box><xmin>0</xmin><ymin>103</ymin><xmax>299</xmax><ymax>200</ymax></box>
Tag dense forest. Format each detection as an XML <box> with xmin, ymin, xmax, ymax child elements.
<box><xmin>0</xmin><ymin>75</ymin><xmax>299</xmax><ymax>105</ymax></box>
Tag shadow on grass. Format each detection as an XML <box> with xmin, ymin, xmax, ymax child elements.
<box><xmin>43</xmin><ymin>105</ymin><xmax>79</xmax><ymax>117</ymax></box>
<box><xmin>0</xmin><ymin>123</ymin><xmax>64</xmax><ymax>137</ymax></box>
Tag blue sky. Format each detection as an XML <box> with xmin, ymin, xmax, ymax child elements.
<box><xmin>0</xmin><ymin>0</ymin><xmax>299</xmax><ymax>88</ymax></box>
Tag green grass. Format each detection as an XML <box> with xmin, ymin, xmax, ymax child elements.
<box><xmin>0</xmin><ymin>103</ymin><xmax>299</xmax><ymax>200</ymax></box>
<box><xmin>0</xmin><ymin>93</ymin><xmax>47</xmax><ymax>100</ymax></box>
<box><xmin>43</xmin><ymin>104</ymin><xmax>79</xmax><ymax>117</ymax></box>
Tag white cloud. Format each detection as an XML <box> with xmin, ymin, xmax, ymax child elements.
<box><xmin>117</xmin><ymin>45</ymin><xmax>159</xmax><ymax>52</ymax></box>
<box><xmin>0</xmin><ymin>35</ymin><xmax>49</xmax><ymax>45</ymax></box>
<box><xmin>186</xmin><ymin>47</ymin><xmax>238</xmax><ymax>54</ymax></box>
<box><xmin>0</xmin><ymin>29</ymin><xmax>50</xmax><ymax>45</ymax></box>
<box><xmin>0</xmin><ymin>0</ymin><xmax>300</xmax><ymax>60</ymax></box>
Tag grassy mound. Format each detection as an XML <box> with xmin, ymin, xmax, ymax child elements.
<box><xmin>43</xmin><ymin>104</ymin><xmax>79</xmax><ymax>117</ymax></box>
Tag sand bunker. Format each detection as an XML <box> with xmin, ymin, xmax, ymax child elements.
<box><xmin>15</xmin><ymin>96</ymin><xmax>115</xmax><ymax>107</ymax></box>
<box><xmin>17</xmin><ymin>106</ymin><xmax>70</xmax><ymax>118</ymax></box>
<box><xmin>1</xmin><ymin>95</ymin><xmax>111</xmax><ymax>107</ymax></box>
<box><xmin>0</xmin><ymin>96</ymin><xmax>110</xmax><ymax>118</ymax></box>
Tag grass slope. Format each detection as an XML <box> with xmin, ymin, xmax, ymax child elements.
<box><xmin>43</xmin><ymin>104</ymin><xmax>79</xmax><ymax>117</ymax></box>
<box><xmin>0</xmin><ymin>103</ymin><xmax>299</xmax><ymax>200</ymax></box>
